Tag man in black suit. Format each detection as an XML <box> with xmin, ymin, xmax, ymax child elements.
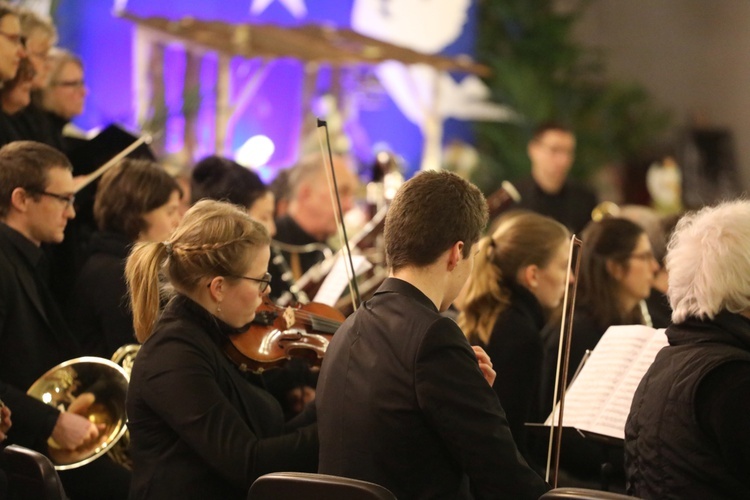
<box><xmin>317</xmin><ymin>170</ymin><xmax>548</xmax><ymax>499</ymax></box>
<box><xmin>515</xmin><ymin>122</ymin><xmax>598</xmax><ymax>234</ymax></box>
<box><xmin>0</xmin><ymin>141</ymin><xmax>129</xmax><ymax>498</ymax></box>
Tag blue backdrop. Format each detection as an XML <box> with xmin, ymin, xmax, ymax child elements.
<box><xmin>54</xmin><ymin>0</ymin><xmax>477</xmax><ymax>178</ymax></box>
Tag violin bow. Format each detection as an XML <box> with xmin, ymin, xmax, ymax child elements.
<box><xmin>74</xmin><ymin>132</ymin><xmax>154</xmax><ymax>193</ymax></box>
<box><xmin>546</xmin><ymin>234</ymin><xmax>583</xmax><ymax>487</ymax></box>
<box><xmin>316</xmin><ymin>118</ymin><xmax>361</xmax><ymax>311</ymax></box>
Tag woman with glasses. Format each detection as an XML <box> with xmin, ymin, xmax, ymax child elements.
<box><xmin>0</xmin><ymin>4</ymin><xmax>23</xmax><ymax>83</ymax></box>
<box><xmin>191</xmin><ymin>155</ymin><xmax>318</xmax><ymax>419</ymax></box>
<box><xmin>18</xmin><ymin>47</ymin><xmax>87</xmax><ymax>152</ymax></box>
<box><xmin>18</xmin><ymin>8</ymin><xmax>56</xmax><ymax>92</ymax></box>
<box><xmin>69</xmin><ymin>159</ymin><xmax>182</xmax><ymax>358</ymax></box>
<box><xmin>125</xmin><ymin>199</ymin><xmax>317</xmax><ymax>499</ymax></box>
<box><xmin>539</xmin><ymin>217</ymin><xmax>658</xmax><ymax>485</ymax></box>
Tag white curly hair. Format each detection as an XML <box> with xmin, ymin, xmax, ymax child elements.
<box><xmin>667</xmin><ymin>199</ymin><xmax>750</xmax><ymax>323</ymax></box>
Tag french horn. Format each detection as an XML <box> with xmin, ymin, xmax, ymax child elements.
<box><xmin>107</xmin><ymin>344</ymin><xmax>141</xmax><ymax>469</ymax></box>
<box><xmin>27</xmin><ymin>356</ymin><xmax>129</xmax><ymax>470</ymax></box>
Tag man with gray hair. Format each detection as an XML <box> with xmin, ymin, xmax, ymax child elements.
<box><xmin>625</xmin><ymin>199</ymin><xmax>750</xmax><ymax>499</ymax></box>
<box><xmin>270</xmin><ymin>152</ymin><xmax>358</xmax><ymax>297</ymax></box>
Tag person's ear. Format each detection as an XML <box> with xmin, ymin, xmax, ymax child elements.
<box><xmin>447</xmin><ymin>241</ymin><xmax>464</xmax><ymax>271</ymax></box>
<box><xmin>207</xmin><ymin>276</ymin><xmax>226</xmax><ymax>302</ymax></box>
<box><xmin>606</xmin><ymin>259</ymin><xmax>625</xmax><ymax>281</ymax></box>
<box><xmin>10</xmin><ymin>187</ymin><xmax>30</xmax><ymax>213</ymax></box>
<box><xmin>293</xmin><ymin>181</ymin><xmax>310</xmax><ymax>203</ymax></box>
<box><xmin>520</xmin><ymin>264</ymin><xmax>540</xmax><ymax>289</ymax></box>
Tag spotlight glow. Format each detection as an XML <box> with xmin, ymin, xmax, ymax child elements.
<box><xmin>235</xmin><ymin>135</ymin><xmax>275</xmax><ymax>168</ymax></box>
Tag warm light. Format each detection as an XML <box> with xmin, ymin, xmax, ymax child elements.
<box><xmin>235</xmin><ymin>135</ymin><xmax>275</xmax><ymax>169</ymax></box>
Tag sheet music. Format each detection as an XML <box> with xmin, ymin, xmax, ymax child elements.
<box><xmin>548</xmin><ymin>325</ymin><xmax>668</xmax><ymax>440</ymax></box>
<box><xmin>313</xmin><ymin>254</ymin><xmax>372</xmax><ymax>307</ymax></box>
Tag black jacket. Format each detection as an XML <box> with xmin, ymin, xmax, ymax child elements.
<box><xmin>514</xmin><ymin>176</ymin><xmax>598</xmax><ymax>234</ymax></box>
<box><xmin>127</xmin><ymin>294</ymin><xmax>318</xmax><ymax>500</ymax></box>
<box><xmin>625</xmin><ymin>311</ymin><xmax>750</xmax><ymax>499</ymax></box>
<box><xmin>317</xmin><ymin>278</ymin><xmax>548</xmax><ymax>499</ymax></box>
<box><xmin>69</xmin><ymin>231</ymin><xmax>134</xmax><ymax>358</ymax></box>
<box><xmin>472</xmin><ymin>283</ymin><xmax>546</xmax><ymax>461</ymax></box>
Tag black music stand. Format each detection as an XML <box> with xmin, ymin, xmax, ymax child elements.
<box><xmin>66</xmin><ymin>124</ymin><xmax>155</xmax><ymax>230</ymax></box>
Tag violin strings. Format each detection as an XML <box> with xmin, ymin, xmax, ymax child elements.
<box><xmin>276</xmin><ymin>309</ymin><xmax>342</xmax><ymax>330</ymax></box>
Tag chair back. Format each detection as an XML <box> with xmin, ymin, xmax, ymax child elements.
<box><xmin>248</xmin><ymin>472</ymin><xmax>396</xmax><ymax>500</ymax></box>
<box><xmin>2</xmin><ymin>444</ymin><xmax>67</xmax><ymax>500</ymax></box>
<box><xmin>540</xmin><ymin>487</ymin><xmax>641</xmax><ymax>499</ymax></box>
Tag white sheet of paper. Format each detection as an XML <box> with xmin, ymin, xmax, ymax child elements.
<box><xmin>546</xmin><ymin>324</ymin><xmax>668</xmax><ymax>439</ymax></box>
<box><xmin>313</xmin><ymin>254</ymin><xmax>372</xmax><ymax>307</ymax></box>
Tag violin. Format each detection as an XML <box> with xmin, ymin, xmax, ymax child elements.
<box><xmin>223</xmin><ymin>296</ymin><xmax>345</xmax><ymax>374</ymax></box>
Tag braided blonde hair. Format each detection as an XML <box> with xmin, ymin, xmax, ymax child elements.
<box><xmin>125</xmin><ymin>199</ymin><xmax>269</xmax><ymax>342</ymax></box>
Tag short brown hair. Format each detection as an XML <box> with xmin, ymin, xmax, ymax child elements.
<box><xmin>94</xmin><ymin>159</ymin><xmax>182</xmax><ymax>240</ymax></box>
<box><xmin>531</xmin><ymin>121</ymin><xmax>573</xmax><ymax>142</ymax></box>
<box><xmin>0</xmin><ymin>141</ymin><xmax>71</xmax><ymax>218</ymax></box>
<box><xmin>384</xmin><ymin>170</ymin><xmax>488</xmax><ymax>271</ymax></box>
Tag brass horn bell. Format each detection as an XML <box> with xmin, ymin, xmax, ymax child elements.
<box><xmin>27</xmin><ymin>356</ymin><xmax>129</xmax><ymax>470</ymax></box>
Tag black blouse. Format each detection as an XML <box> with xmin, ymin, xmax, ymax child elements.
<box><xmin>127</xmin><ymin>294</ymin><xmax>318</xmax><ymax>499</ymax></box>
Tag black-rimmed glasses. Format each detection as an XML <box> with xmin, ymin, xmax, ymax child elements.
<box><xmin>0</xmin><ymin>31</ymin><xmax>26</xmax><ymax>48</ymax></box>
<box><xmin>29</xmin><ymin>190</ymin><xmax>76</xmax><ymax>208</ymax></box>
<box><xmin>233</xmin><ymin>272</ymin><xmax>272</xmax><ymax>293</ymax></box>
<box><xmin>53</xmin><ymin>79</ymin><xmax>86</xmax><ymax>89</ymax></box>
<box><xmin>629</xmin><ymin>251</ymin><xmax>656</xmax><ymax>263</ymax></box>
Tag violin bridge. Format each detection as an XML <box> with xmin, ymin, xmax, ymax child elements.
<box><xmin>282</xmin><ymin>307</ymin><xmax>295</xmax><ymax>330</ymax></box>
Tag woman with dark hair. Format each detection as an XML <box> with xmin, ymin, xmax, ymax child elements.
<box><xmin>191</xmin><ymin>155</ymin><xmax>275</xmax><ymax>236</ymax></box>
<box><xmin>69</xmin><ymin>159</ymin><xmax>182</xmax><ymax>357</ymax></box>
<box><xmin>540</xmin><ymin>217</ymin><xmax>658</xmax><ymax>482</ymax></box>
<box><xmin>458</xmin><ymin>211</ymin><xmax>570</xmax><ymax>461</ymax></box>
<box><xmin>0</xmin><ymin>57</ymin><xmax>34</xmax><ymax>146</ymax></box>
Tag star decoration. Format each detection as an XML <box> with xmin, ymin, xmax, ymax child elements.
<box><xmin>250</xmin><ymin>0</ymin><xmax>308</xmax><ymax>19</ymax></box>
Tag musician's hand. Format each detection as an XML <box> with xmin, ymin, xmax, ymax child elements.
<box><xmin>50</xmin><ymin>393</ymin><xmax>104</xmax><ymax>450</ymax></box>
<box><xmin>286</xmin><ymin>386</ymin><xmax>316</xmax><ymax>416</ymax></box>
<box><xmin>0</xmin><ymin>404</ymin><xmax>12</xmax><ymax>441</ymax></box>
<box><xmin>472</xmin><ymin>346</ymin><xmax>496</xmax><ymax>387</ymax></box>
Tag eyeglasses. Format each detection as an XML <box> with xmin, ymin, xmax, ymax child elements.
<box><xmin>29</xmin><ymin>190</ymin><xmax>76</xmax><ymax>208</ymax></box>
<box><xmin>233</xmin><ymin>272</ymin><xmax>272</xmax><ymax>293</ymax></box>
<box><xmin>534</xmin><ymin>141</ymin><xmax>575</xmax><ymax>157</ymax></box>
<box><xmin>629</xmin><ymin>251</ymin><xmax>656</xmax><ymax>263</ymax></box>
<box><xmin>0</xmin><ymin>31</ymin><xmax>26</xmax><ymax>48</ymax></box>
<box><xmin>52</xmin><ymin>79</ymin><xmax>85</xmax><ymax>89</ymax></box>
